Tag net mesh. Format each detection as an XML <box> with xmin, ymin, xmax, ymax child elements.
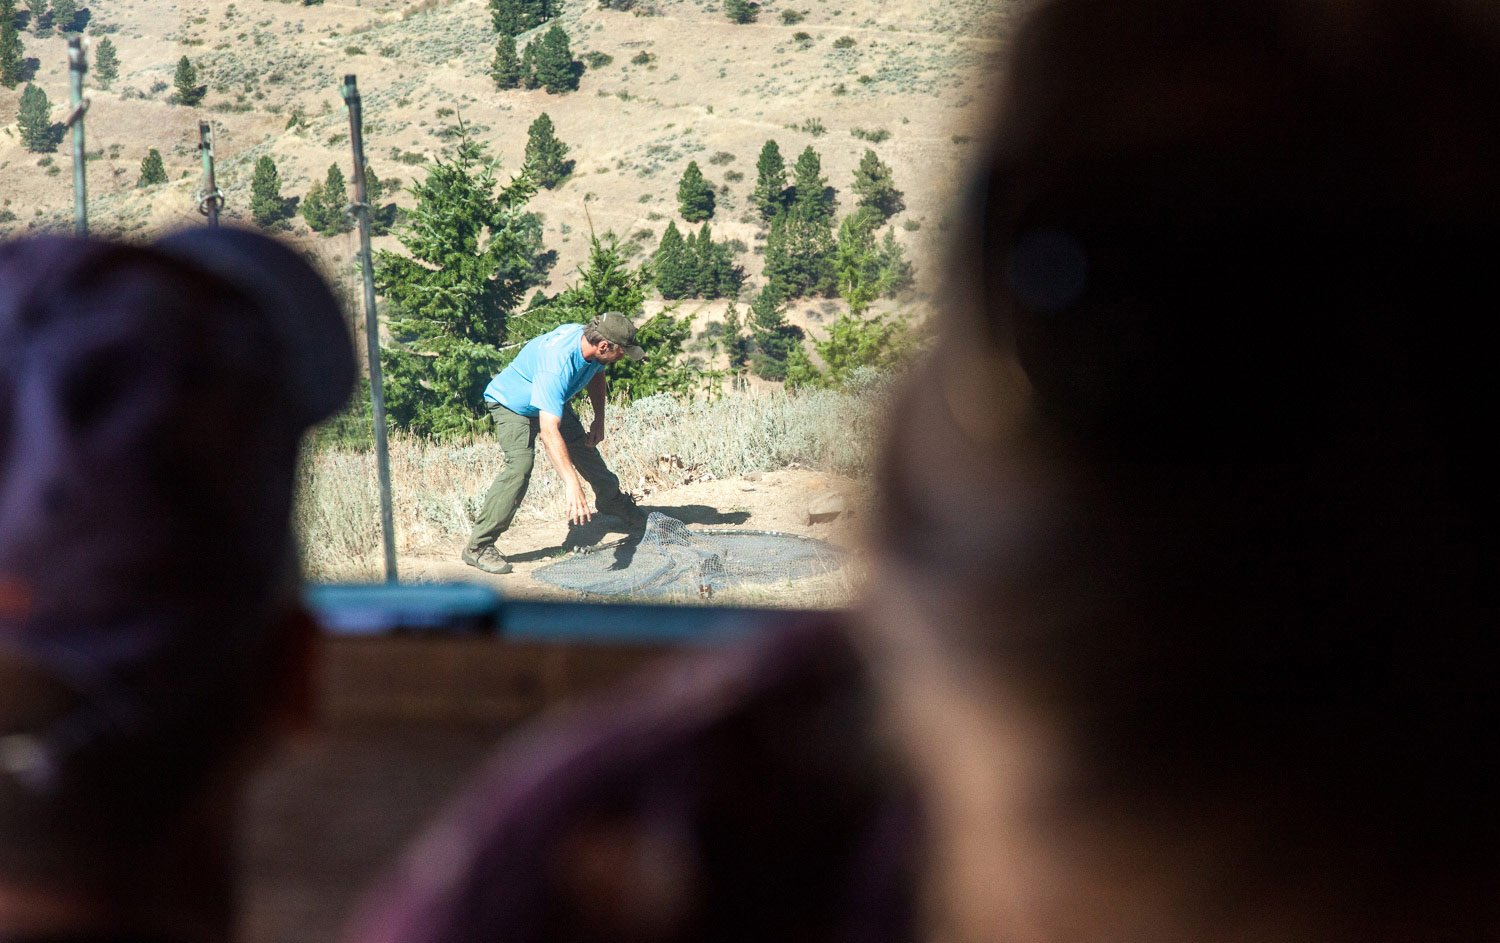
<box><xmin>533</xmin><ymin>512</ymin><xmax>846</xmax><ymax>599</ymax></box>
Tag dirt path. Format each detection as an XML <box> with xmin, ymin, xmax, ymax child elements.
<box><xmin>399</xmin><ymin>468</ymin><xmax>866</xmax><ymax>605</ymax></box>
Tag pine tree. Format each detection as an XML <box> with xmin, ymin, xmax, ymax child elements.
<box><xmin>748</xmin><ymin>286</ymin><xmax>803</xmax><ymax>381</ymax></box>
<box><xmin>764</xmin><ymin>202</ymin><xmax>835</xmax><ymax>298</ymax></box>
<box><xmin>0</xmin><ymin>0</ymin><xmax>24</xmax><ymax>90</ymax></box>
<box><xmin>723</xmin><ymin>0</ymin><xmax>756</xmax><ymax>23</ymax></box>
<box><xmin>374</xmin><ymin>126</ymin><xmax>550</xmax><ymax>437</ymax></box>
<box><xmin>93</xmin><ymin>37</ymin><xmax>119</xmax><ymax>89</ymax></box>
<box><xmin>364</xmin><ymin>163</ymin><xmax>397</xmax><ymax>235</ymax></box>
<box><xmin>519</xmin><ymin>37</ymin><xmax>540</xmax><ymax>89</ymax></box>
<box><xmin>751</xmin><ymin>139</ymin><xmax>787</xmax><ymax>220</ymax></box>
<box><xmin>816</xmin><ymin>312</ymin><xmax>912</xmax><ymax>385</ymax></box>
<box><xmin>514</xmin><ymin>233</ymin><xmax>694</xmax><ymax>402</ymax></box>
<box><xmin>137</xmin><ymin>148</ymin><xmax>167</xmax><ymax>187</ymax></box>
<box><xmin>525</xmin><ymin>0</ymin><xmax>551</xmax><ymax>27</ymax></box>
<box><xmin>677</xmin><ymin>160</ymin><xmax>715</xmax><ymax>222</ymax></box>
<box><xmin>490</xmin><ymin>0</ymin><xmax>548</xmax><ymax>35</ymax></box>
<box><xmin>17</xmin><ymin>83</ymin><xmax>53</xmax><ymax>153</ymax></box>
<box><xmin>693</xmin><ymin>223</ymin><xmax>741</xmax><ymax>299</ymax></box>
<box><xmin>250</xmin><ymin>155</ymin><xmax>286</xmax><ymax>227</ymax></box>
<box><xmin>532</xmin><ymin>23</ymin><xmax>578</xmax><ymax>93</ymax></box>
<box><xmin>300</xmin><ymin>180</ymin><xmax>329</xmax><ymax>230</ymax></box>
<box><xmin>653</xmin><ymin>220</ymin><xmax>694</xmax><ymax>299</ymax></box>
<box><xmin>173</xmin><ymin>55</ymin><xmax>202</xmax><ymax>105</ymax></box>
<box><xmin>490</xmin><ymin>33</ymin><xmax>522</xmax><ymax>89</ymax></box>
<box><xmin>791</xmin><ymin>145</ymin><xmax>833</xmax><ymax>221</ymax></box>
<box><xmin>523</xmin><ymin>112</ymin><xmax>570</xmax><ymax>188</ymax></box>
<box><xmin>851</xmin><ymin>148</ymin><xmax>905</xmax><ymax>221</ymax></box>
<box><xmin>783</xmin><ymin>341</ymin><xmax>823</xmax><ymax>388</ymax></box>
<box><xmin>19</xmin><ymin>0</ymin><xmax>41</xmax><ymax>32</ymax></box>
<box><xmin>876</xmin><ymin>227</ymin><xmax>914</xmax><ymax>294</ymax></box>
<box><xmin>304</xmin><ymin>163</ymin><xmax>352</xmax><ymax>235</ymax></box>
<box><xmin>489</xmin><ymin>0</ymin><xmax>522</xmax><ymax>35</ymax></box>
<box><xmin>48</xmin><ymin>0</ymin><xmax>72</xmax><ymax>31</ymax></box>
<box><xmin>721</xmin><ymin>301</ymin><xmax>751</xmax><ymax>368</ymax></box>
<box><xmin>834</xmin><ymin>210</ymin><xmax>883</xmax><ymax>314</ymax></box>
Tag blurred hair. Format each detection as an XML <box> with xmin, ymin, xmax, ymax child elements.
<box><xmin>875</xmin><ymin>0</ymin><xmax>1500</xmax><ymax>931</ymax></box>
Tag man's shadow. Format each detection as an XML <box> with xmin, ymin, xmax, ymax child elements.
<box><xmin>508</xmin><ymin>504</ymin><xmax>752</xmax><ymax>570</ymax></box>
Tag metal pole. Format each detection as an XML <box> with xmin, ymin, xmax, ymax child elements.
<box><xmin>197</xmin><ymin>121</ymin><xmax>221</xmax><ymax>226</ymax></box>
<box><xmin>67</xmin><ymin>38</ymin><xmax>87</xmax><ymax>236</ymax></box>
<box><xmin>341</xmin><ymin>74</ymin><xmax>399</xmax><ymax>583</ymax></box>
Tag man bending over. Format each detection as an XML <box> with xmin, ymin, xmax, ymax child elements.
<box><xmin>463</xmin><ymin>313</ymin><xmax>648</xmax><ymax>575</ymax></box>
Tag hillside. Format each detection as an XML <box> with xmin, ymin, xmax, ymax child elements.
<box><xmin>2</xmin><ymin>0</ymin><xmax>1014</xmax><ymax>330</ymax></box>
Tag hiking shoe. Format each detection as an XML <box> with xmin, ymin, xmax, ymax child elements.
<box><xmin>461</xmin><ymin>545</ymin><xmax>513</xmax><ymax>575</ymax></box>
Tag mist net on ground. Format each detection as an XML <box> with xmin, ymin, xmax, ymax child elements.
<box><xmin>534</xmin><ymin>513</ymin><xmax>845</xmax><ymax>598</ymax></box>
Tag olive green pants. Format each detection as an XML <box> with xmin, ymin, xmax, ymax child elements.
<box><xmin>466</xmin><ymin>402</ymin><xmax>632</xmax><ymax>552</ymax></box>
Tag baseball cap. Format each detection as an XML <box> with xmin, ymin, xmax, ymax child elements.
<box><xmin>0</xmin><ymin>229</ymin><xmax>355</xmax><ymax>792</ymax></box>
<box><xmin>589</xmin><ymin>312</ymin><xmax>646</xmax><ymax>361</ymax></box>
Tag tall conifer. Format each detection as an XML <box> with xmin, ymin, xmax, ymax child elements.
<box><xmin>851</xmin><ymin>148</ymin><xmax>905</xmax><ymax>220</ymax></box>
<box><xmin>751</xmin><ymin>139</ymin><xmax>787</xmax><ymax>219</ymax></box>
<box><xmin>0</xmin><ymin>0</ymin><xmax>25</xmax><ymax>89</ymax></box>
<box><xmin>791</xmin><ymin>145</ymin><xmax>833</xmax><ymax>221</ymax></box>
<box><xmin>677</xmin><ymin>161</ymin><xmax>715</xmax><ymax>222</ymax></box>
<box><xmin>532</xmin><ymin>24</ymin><xmax>578</xmax><ymax>93</ymax></box>
<box><xmin>17</xmin><ymin>83</ymin><xmax>53</xmax><ymax>152</ymax></box>
<box><xmin>137</xmin><ymin>148</ymin><xmax>167</xmax><ymax>186</ymax></box>
<box><xmin>523</xmin><ymin>112</ymin><xmax>570</xmax><ymax>188</ymax></box>
<box><xmin>653</xmin><ymin>220</ymin><xmax>694</xmax><ymax>299</ymax></box>
<box><xmin>250</xmin><ymin>155</ymin><xmax>286</xmax><ymax>226</ymax></box>
<box><xmin>93</xmin><ymin>37</ymin><xmax>119</xmax><ymax>88</ymax></box>
<box><xmin>173</xmin><ymin>55</ymin><xmax>203</xmax><ymax>105</ymax></box>
<box><xmin>490</xmin><ymin>33</ymin><xmax>522</xmax><ymax>89</ymax></box>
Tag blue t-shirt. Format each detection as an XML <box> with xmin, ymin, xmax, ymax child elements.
<box><xmin>484</xmin><ymin>323</ymin><xmax>604</xmax><ymax>418</ymax></box>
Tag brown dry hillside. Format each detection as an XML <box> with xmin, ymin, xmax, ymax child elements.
<box><xmin>2</xmin><ymin>0</ymin><xmax>1016</xmax><ymax>324</ymax></box>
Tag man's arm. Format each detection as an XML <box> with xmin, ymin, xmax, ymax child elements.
<box><xmin>538</xmin><ymin>411</ymin><xmax>592</xmax><ymax>525</ymax></box>
<box><xmin>584</xmin><ymin>372</ymin><xmax>607</xmax><ymax>447</ymax></box>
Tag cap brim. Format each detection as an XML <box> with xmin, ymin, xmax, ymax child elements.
<box><xmin>624</xmin><ymin>345</ymin><xmax>647</xmax><ymax>362</ymax></box>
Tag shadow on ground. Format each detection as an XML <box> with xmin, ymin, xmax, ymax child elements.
<box><xmin>507</xmin><ymin>504</ymin><xmax>752</xmax><ymax>565</ymax></box>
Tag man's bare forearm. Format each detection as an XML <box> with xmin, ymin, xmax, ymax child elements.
<box><xmin>538</xmin><ymin>418</ymin><xmax>579</xmax><ymax>482</ymax></box>
<box><xmin>587</xmin><ymin>373</ymin><xmax>607</xmax><ymax>428</ymax></box>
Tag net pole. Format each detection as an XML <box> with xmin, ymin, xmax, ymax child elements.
<box><xmin>342</xmin><ymin>74</ymin><xmax>399</xmax><ymax>584</ymax></box>
<box><xmin>197</xmin><ymin>121</ymin><xmax>219</xmax><ymax>227</ymax></box>
<box><xmin>67</xmin><ymin>38</ymin><xmax>87</xmax><ymax>237</ymax></box>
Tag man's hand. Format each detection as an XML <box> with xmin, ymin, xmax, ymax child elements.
<box><xmin>585</xmin><ymin>417</ymin><xmax>606</xmax><ymax>448</ymax></box>
<box><xmin>565</xmin><ymin>479</ymin><xmax>593</xmax><ymax>525</ymax></box>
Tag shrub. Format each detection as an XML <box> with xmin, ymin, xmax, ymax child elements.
<box><xmin>630</xmin><ymin>49</ymin><xmax>654</xmax><ymax>66</ymax></box>
<box><xmin>779</xmin><ymin>8</ymin><xmax>802</xmax><ymax>24</ymax></box>
<box><xmin>582</xmin><ymin>50</ymin><xmax>613</xmax><ymax>68</ymax></box>
<box><xmin>832</xmin><ymin>35</ymin><xmax>855</xmax><ymax>48</ymax></box>
<box><xmin>851</xmin><ymin>126</ymin><xmax>889</xmax><ymax>143</ymax></box>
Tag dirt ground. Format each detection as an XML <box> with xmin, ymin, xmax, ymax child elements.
<box><xmin>399</xmin><ymin>467</ymin><xmax>868</xmax><ymax>606</ymax></box>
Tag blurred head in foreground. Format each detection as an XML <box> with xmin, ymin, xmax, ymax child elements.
<box><xmin>0</xmin><ymin>229</ymin><xmax>353</xmax><ymax>941</ymax></box>
<box><xmin>865</xmin><ymin>0</ymin><xmax>1500</xmax><ymax>939</ymax></box>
